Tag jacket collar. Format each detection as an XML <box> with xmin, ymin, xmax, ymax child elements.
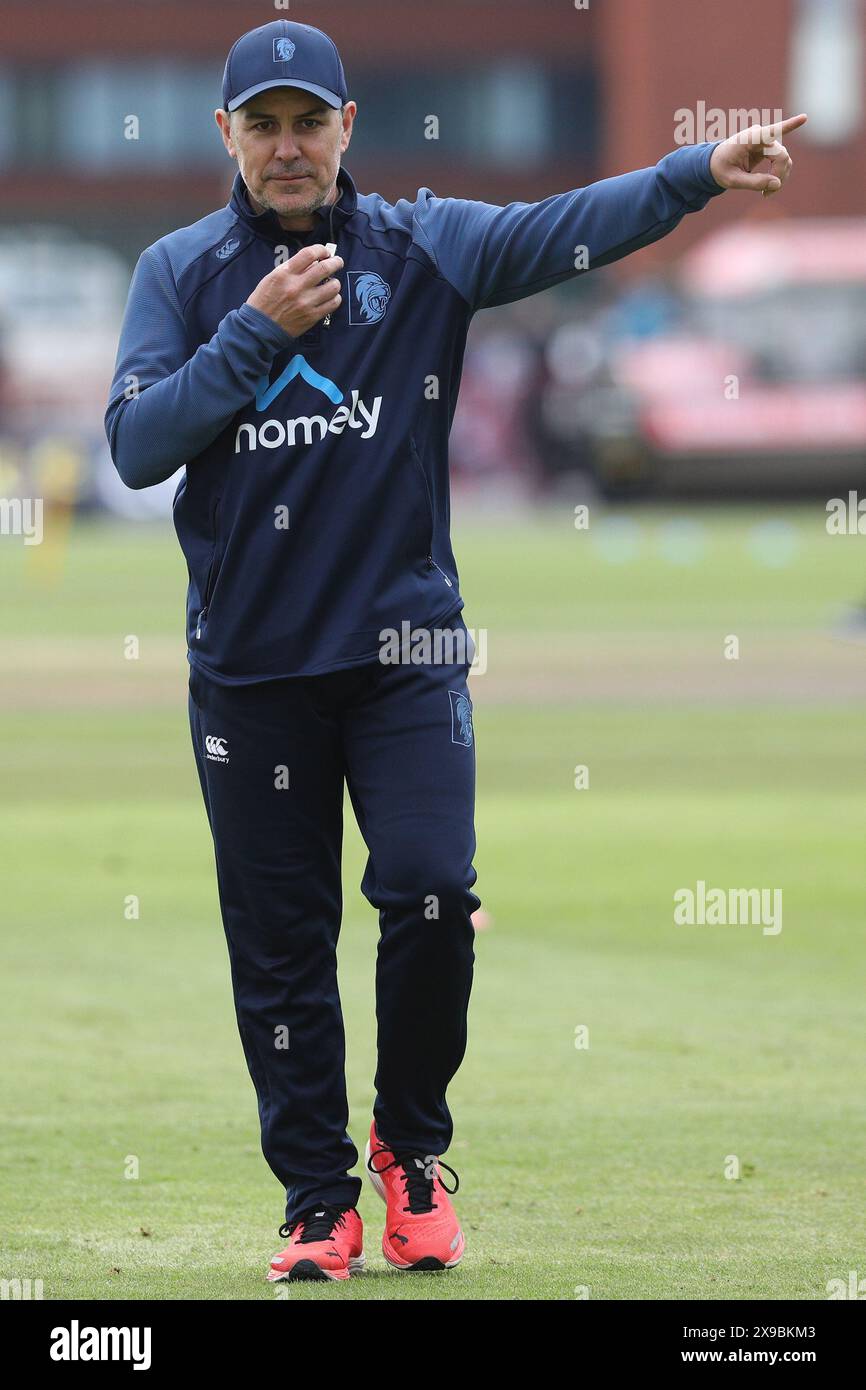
<box><xmin>230</xmin><ymin>165</ymin><xmax>357</xmax><ymax>246</ymax></box>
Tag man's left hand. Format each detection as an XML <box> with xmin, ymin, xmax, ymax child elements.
<box><xmin>709</xmin><ymin>113</ymin><xmax>808</xmax><ymax>197</ymax></box>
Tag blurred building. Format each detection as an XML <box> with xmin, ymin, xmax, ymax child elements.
<box><xmin>2</xmin><ymin>0</ymin><xmax>862</xmax><ymax>262</ymax></box>
<box><xmin>1</xmin><ymin>0</ymin><xmax>863</xmax><ymax>506</ymax></box>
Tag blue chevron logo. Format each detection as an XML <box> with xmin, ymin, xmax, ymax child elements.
<box><xmin>255</xmin><ymin>355</ymin><xmax>344</xmax><ymax>410</ymax></box>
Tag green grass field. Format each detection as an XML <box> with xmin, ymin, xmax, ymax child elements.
<box><xmin>2</xmin><ymin>504</ymin><xmax>865</xmax><ymax>1300</ymax></box>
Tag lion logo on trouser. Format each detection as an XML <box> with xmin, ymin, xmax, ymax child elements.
<box><xmin>448</xmin><ymin>690</ymin><xmax>473</xmax><ymax>747</ymax></box>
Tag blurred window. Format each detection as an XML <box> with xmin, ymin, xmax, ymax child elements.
<box><xmin>790</xmin><ymin>0</ymin><xmax>863</xmax><ymax>143</ymax></box>
<box><xmin>0</xmin><ymin>62</ymin><xmax>224</xmax><ymax>171</ymax></box>
<box><xmin>56</xmin><ymin>61</ymin><xmax>224</xmax><ymax>169</ymax></box>
<box><xmin>349</xmin><ymin>62</ymin><xmax>597</xmax><ymax>166</ymax></box>
<box><xmin>0</xmin><ymin>59</ymin><xmax>598</xmax><ymax>171</ymax></box>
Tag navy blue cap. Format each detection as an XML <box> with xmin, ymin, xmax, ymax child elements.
<box><xmin>222</xmin><ymin>20</ymin><xmax>347</xmax><ymax>113</ymax></box>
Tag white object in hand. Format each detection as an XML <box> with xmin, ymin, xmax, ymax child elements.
<box><xmin>323</xmin><ymin>243</ymin><xmax>338</xmax><ymax>325</ymax></box>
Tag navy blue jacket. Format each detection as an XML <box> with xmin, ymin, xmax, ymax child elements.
<box><xmin>106</xmin><ymin>146</ymin><xmax>723</xmax><ymax>681</ymax></box>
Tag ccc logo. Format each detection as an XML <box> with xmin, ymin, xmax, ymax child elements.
<box><xmin>205</xmin><ymin>736</ymin><xmax>228</xmax><ymax>757</ymax></box>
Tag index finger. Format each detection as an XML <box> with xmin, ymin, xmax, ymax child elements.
<box><xmin>764</xmin><ymin>112</ymin><xmax>808</xmax><ymax>140</ymax></box>
<box><xmin>284</xmin><ymin>243</ymin><xmax>331</xmax><ymax>272</ymax></box>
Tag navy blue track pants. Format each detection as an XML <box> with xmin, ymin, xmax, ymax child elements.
<box><xmin>187</xmin><ymin>632</ymin><xmax>479</xmax><ymax>1223</ymax></box>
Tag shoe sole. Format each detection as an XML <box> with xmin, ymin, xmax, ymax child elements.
<box><xmin>364</xmin><ymin>1139</ymin><xmax>464</xmax><ymax>1272</ymax></box>
<box><xmin>267</xmin><ymin>1253</ymin><xmax>366</xmax><ymax>1283</ymax></box>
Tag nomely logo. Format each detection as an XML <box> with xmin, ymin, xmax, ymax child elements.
<box><xmin>235</xmin><ymin>354</ymin><xmax>382</xmax><ymax>453</ymax></box>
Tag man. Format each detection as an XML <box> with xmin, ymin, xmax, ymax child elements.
<box><xmin>105</xmin><ymin>18</ymin><xmax>805</xmax><ymax>1282</ymax></box>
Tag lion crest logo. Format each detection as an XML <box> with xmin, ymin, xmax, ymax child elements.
<box><xmin>348</xmin><ymin>270</ymin><xmax>392</xmax><ymax>325</ymax></box>
<box><xmin>273</xmin><ymin>38</ymin><xmax>296</xmax><ymax>62</ymax></box>
<box><xmin>448</xmin><ymin>690</ymin><xmax>473</xmax><ymax>747</ymax></box>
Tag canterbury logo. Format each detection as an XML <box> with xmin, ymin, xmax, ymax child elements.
<box><xmin>205</xmin><ymin>735</ymin><xmax>229</xmax><ymax>761</ymax></box>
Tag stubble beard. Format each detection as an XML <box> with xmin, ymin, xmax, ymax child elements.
<box><xmin>250</xmin><ymin>171</ymin><xmax>337</xmax><ymax>230</ymax></box>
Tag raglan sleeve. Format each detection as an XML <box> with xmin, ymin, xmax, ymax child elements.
<box><xmin>104</xmin><ymin>244</ymin><xmax>294</xmax><ymax>489</ymax></box>
<box><xmin>412</xmin><ymin>142</ymin><xmax>724</xmax><ymax>314</ymax></box>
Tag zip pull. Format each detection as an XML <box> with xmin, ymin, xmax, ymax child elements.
<box><xmin>195</xmin><ymin>608</ymin><xmax>207</xmax><ymax>639</ymax></box>
<box><xmin>427</xmin><ymin>556</ymin><xmax>453</xmax><ymax>587</ymax></box>
<box><xmin>323</xmin><ymin>241</ymin><xmax>337</xmax><ymax>328</ymax></box>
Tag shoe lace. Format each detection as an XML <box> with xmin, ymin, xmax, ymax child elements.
<box><xmin>367</xmin><ymin>1146</ymin><xmax>460</xmax><ymax>1215</ymax></box>
<box><xmin>279</xmin><ymin>1203</ymin><xmax>351</xmax><ymax>1244</ymax></box>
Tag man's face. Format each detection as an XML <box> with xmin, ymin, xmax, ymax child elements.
<box><xmin>215</xmin><ymin>88</ymin><xmax>356</xmax><ymax>229</ymax></box>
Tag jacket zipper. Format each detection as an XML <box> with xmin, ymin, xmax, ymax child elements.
<box><xmin>323</xmin><ymin>236</ymin><xmax>337</xmax><ymax>328</ymax></box>
<box><xmin>409</xmin><ymin>437</ymin><xmax>453</xmax><ymax>588</ymax></box>
<box><xmin>427</xmin><ymin>556</ymin><xmax>453</xmax><ymax>588</ymax></box>
<box><xmin>196</xmin><ymin>496</ymin><xmax>222</xmax><ymax>639</ymax></box>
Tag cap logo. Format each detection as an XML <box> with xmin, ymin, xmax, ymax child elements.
<box><xmin>273</xmin><ymin>38</ymin><xmax>296</xmax><ymax>63</ymax></box>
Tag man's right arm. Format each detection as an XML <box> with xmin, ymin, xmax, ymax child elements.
<box><xmin>105</xmin><ymin>244</ymin><xmax>294</xmax><ymax>490</ymax></box>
